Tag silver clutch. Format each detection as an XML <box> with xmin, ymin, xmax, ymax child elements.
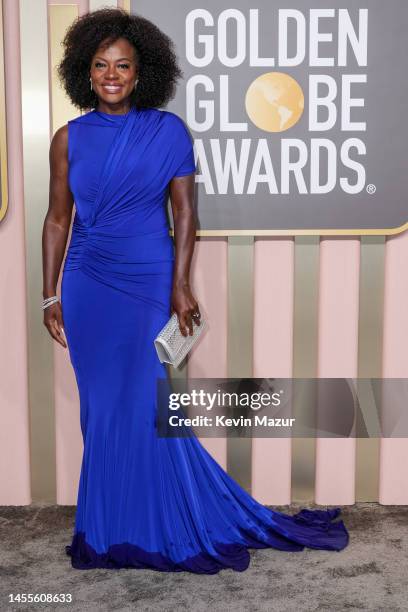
<box><xmin>154</xmin><ymin>312</ymin><xmax>206</xmax><ymax>368</ymax></box>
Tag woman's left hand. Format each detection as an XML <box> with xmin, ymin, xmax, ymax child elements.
<box><xmin>171</xmin><ymin>283</ymin><xmax>201</xmax><ymax>336</ymax></box>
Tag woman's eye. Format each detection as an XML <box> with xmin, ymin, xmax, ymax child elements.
<box><xmin>94</xmin><ymin>62</ymin><xmax>129</xmax><ymax>69</ymax></box>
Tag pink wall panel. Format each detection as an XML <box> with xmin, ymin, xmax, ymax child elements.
<box><xmin>252</xmin><ymin>238</ymin><xmax>294</xmax><ymax>504</ymax></box>
<box><xmin>315</xmin><ymin>238</ymin><xmax>360</xmax><ymax>506</ymax></box>
<box><xmin>0</xmin><ymin>0</ymin><xmax>31</xmax><ymax>504</ymax></box>
<box><xmin>188</xmin><ymin>238</ymin><xmax>228</xmax><ymax>468</ymax></box>
<box><xmin>380</xmin><ymin>230</ymin><xmax>408</xmax><ymax>504</ymax></box>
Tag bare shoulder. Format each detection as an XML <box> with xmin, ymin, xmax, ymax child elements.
<box><xmin>50</xmin><ymin>124</ymin><xmax>68</xmax><ymax>162</ymax></box>
<box><xmin>51</xmin><ymin>124</ymin><xmax>68</xmax><ymax>148</ymax></box>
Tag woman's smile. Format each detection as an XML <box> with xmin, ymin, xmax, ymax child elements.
<box><xmin>101</xmin><ymin>84</ymin><xmax>124</xmax><ymax>94</ymax></box>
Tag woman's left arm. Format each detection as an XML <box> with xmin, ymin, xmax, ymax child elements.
<box><xmin>169</xmin><ymin>173</ymin><xmax>201</xmax><ymax>337</ymax></box>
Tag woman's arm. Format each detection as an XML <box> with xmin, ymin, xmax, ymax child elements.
<box><xmin>42</xmin><ymin>125</ymin><xmax>74</xmax><ymax>348</ymax></box>
<box><xmin>169</xmin><ymin>173</ymin><xmax>201</xmax><ymax>337</ymax></box>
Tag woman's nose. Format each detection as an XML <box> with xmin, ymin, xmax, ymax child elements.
<box><xmin>106</xmin><ymin>66</ymin><xmax>119</xmax><ymax>78</ymax></box>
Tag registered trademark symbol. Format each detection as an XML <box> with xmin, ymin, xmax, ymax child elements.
<box><xmin>366</xmin><ymin>184</ymin><xmax>376</xmax><ymax>194</ymax></box>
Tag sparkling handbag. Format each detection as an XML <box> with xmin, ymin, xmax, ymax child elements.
<box><xmin>154</xmin><ymin>312</ymin><xmax>206</xmax><ymax>368</ymax></box>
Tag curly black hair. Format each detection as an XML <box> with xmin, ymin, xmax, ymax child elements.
<box><xmin>57</xmin><ymin>7</ymin><xmax>183</xmax><ymax>111</ymax></box>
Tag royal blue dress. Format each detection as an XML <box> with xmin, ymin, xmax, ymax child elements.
<box><xmin>62</xmin><ymin>106</ymin><xmax>349</xmax><ymax>573</ymax></box>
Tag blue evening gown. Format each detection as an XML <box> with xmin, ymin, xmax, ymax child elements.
<box><xmin>62</xmin><ymin>106</ymin><xmax>349</xmax><ymax>573</ymax></box>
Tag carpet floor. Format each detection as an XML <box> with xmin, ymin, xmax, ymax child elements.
<box><xmin>0</xmin><ymin>502</ymin><xmax>407</xmax><ymax>612</ymax></box>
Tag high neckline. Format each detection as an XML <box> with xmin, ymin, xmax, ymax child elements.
<box><xmin>94</xmin><ymin>108</ymin><xmax>132</xmax><ymax>119</ymax></box>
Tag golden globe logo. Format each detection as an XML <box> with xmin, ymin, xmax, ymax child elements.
<box><xmin>185</xmin><ymin>8</ymin><xmax>369</xmax><ymax>196</ymax></box>
<box><xmin>245</xmin><ymin>73</ymin><xmax>304</xmax><ymax>132</ymax></box>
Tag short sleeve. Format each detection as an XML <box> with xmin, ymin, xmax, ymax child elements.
<box><xmin>166</xmin><ymin>112</ymin><xmax>196</xmax><ymax>178</ymax></box>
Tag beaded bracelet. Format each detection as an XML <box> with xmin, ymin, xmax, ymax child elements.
<box><xmin>42</xmin><ymin>295</ymin><xmax>60</xmax><ymax>310</ymax></box>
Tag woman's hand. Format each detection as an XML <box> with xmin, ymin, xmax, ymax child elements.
<box><xmin>43</xmin><ymin>301</ymin><xmax>67</xmax><ymax>348</ymax></box>
<box><xmin>171</xmin><ymin>283</ymin><xmax>201</xmax><ymax>337</ymax></box>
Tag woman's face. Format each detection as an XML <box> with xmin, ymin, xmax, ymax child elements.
<box><xmin>90</xmin><ymin>37</ymin><xmax>139</xmax><ymax>110</ymax></box>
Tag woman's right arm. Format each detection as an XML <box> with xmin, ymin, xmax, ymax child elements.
<box><xmin>42</xmin><ymin>124</ymin><xmax>74</xmax><ymax>349</ymax></box>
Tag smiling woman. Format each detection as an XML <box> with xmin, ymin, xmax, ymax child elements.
<box><xmin>41</xmin><ymin>7</ymin><xmax>349</xmax><ymax>574</ymax></box>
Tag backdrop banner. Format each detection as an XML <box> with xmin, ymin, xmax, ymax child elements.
<box><xmin>133</xmin><ymin>0</ymin><xmax>408</xmax><ymax>235</ymax></box>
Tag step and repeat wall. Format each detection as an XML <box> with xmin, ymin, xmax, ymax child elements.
<box><xmin>1</xmin><ymin>0</ymin><xmax>408</xmax><ymax>505</ymax></box>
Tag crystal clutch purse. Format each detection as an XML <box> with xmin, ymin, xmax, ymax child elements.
<box><xmin>154</xmin><ymin>312</ymin><xmax>207</xmax><ymax>368</ymax></box>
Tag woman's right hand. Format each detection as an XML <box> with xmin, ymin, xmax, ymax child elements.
<box><xmin>43</xmin><ymin>301</ymin><xmax>67</xmax><ymax>348</ymax></box>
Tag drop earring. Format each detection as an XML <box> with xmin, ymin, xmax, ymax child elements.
<box><xmin>90</xmin><ymin>77</ymin><xmax>93</xmax><ymax>91</ymax></box>
<box><xmin>134</xmin><ymin>78</ymin><xmax>138</xmax><ymax>90</ymax></box>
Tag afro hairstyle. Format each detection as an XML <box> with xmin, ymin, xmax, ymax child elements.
<box><xmin>57</xmin><ymin>7</ymin><xmax>183</xmax><ymax>111</ymax></box>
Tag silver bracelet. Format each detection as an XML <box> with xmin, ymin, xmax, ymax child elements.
<box><xmin>42</xmin><ymin>295</ymin><xmax>59</xmax><ymax>310</ymax></box>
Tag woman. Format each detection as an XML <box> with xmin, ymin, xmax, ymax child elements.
<box><xmin>42</xmin><ymin>8</ymin><xmax>349</xmax><ymax>573</ymax></box>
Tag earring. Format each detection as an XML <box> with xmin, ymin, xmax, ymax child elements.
<box><xmin>90</xmin><ymin>77</ymin><xmax>93</xmax><ymax>91</ymax></box>
<box><xmin>134</xmin><ymin>78</ymin><xmax>138</xmax><ymax>90</ymax></box>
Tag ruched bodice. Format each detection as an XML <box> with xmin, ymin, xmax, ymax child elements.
<box><xmin>67</xmin><ymin>106</ymin><xmax>195</xmax><ymax>232</ymax></box>
<box><xmin>63</xmin><ymin>107</ymin><xmax>196</xmax><ymax>302</ymax></box>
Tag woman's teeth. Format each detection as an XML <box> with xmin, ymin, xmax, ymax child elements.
<box><xmin>102</xmin><ymin>85</ymin><xmax>122</xmax><ymax>93</ymax></box>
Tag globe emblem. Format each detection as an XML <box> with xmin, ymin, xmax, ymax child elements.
<box><xmin>245</xmin><ymin>72</ymin><xmax>304</xmax><ymax>132</ymax></box>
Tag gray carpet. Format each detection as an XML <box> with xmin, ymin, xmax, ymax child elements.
<box><xmin>0</xmin><ymin>503</ymin><xmax>407</xmax><ymax>612</ymax></box>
